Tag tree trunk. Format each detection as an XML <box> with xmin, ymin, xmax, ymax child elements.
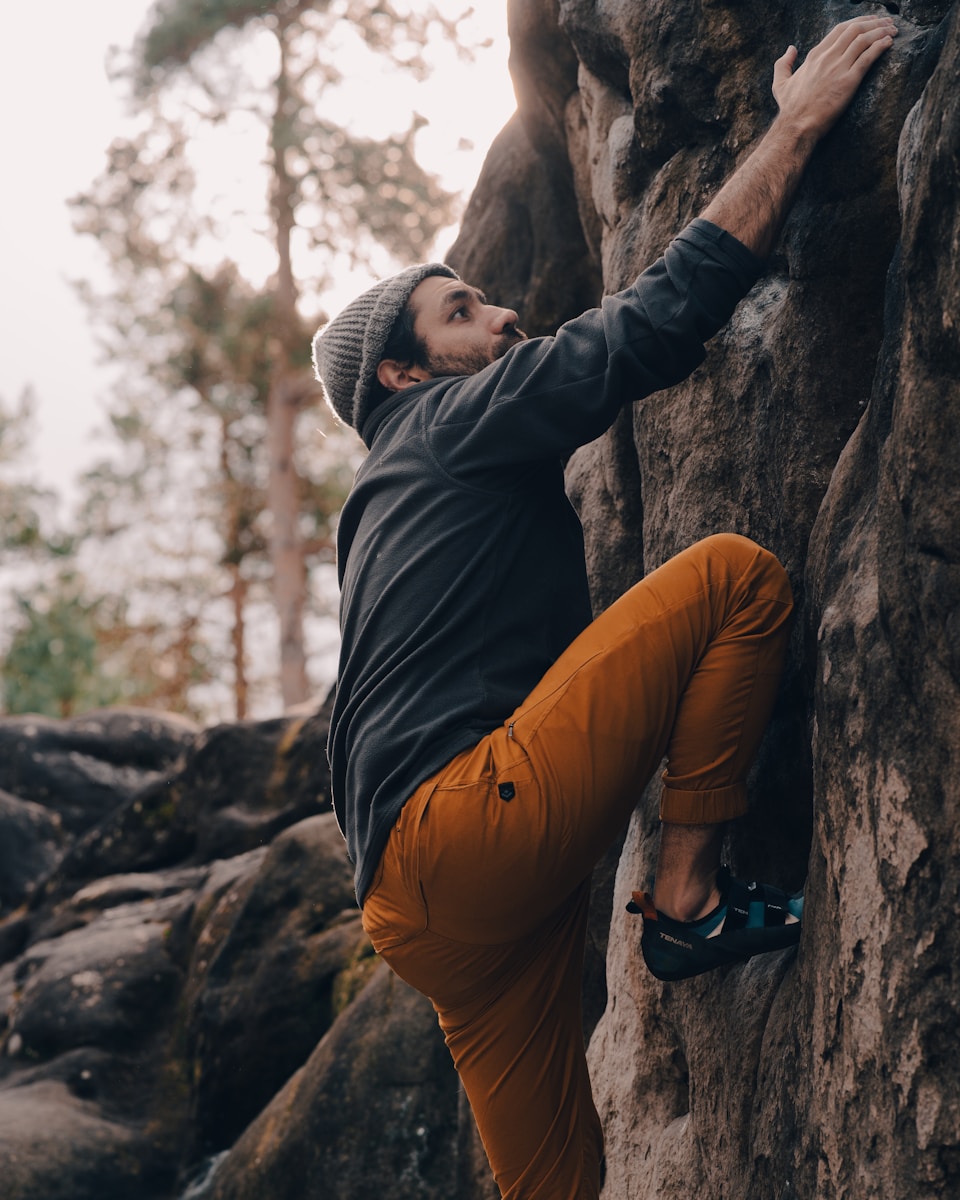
<box><xmin>267</xmin><ymin>20</ymin><xmax>310</xmax><ymax>708</ymax></box>
<box><xmin>228</xmin><ymin>563</ymin><xmax>249</xmax><ymax>720</ymax></box>
<box><xmin>266</xmin><ymin>374</ymin><xmax>309</xmax><ymax>707</ymax></box>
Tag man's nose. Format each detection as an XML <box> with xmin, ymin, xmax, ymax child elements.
<box><xmin>488</xmin><ymin>305</ymin><xmax>520</xmax><ymax>332</ymax></box>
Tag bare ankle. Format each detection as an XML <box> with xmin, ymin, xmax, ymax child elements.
<box><xmin>653</xmin><ymin>880</ymin><xmax>721</xmax><ymax>922</ymax></box>
<box><xmin>653</xmin><ymin>821</ymin><xmax>725</xmax><ymax>921</ymax></box>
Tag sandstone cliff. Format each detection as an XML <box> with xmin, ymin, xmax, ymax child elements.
<box><xmin>1</xmin><ymin>3</ymin><xmax>957</xmax><ymax>1198</ymax></box>
<box><xmin>449</xmin><ymin>2</ymin><xmax>959</xmax><ymax>1196</ymax></box>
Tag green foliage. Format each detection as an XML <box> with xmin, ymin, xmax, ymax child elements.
<box><xmin>296</xmin><ymin>115</ymin><xmax>456</xmax><ymax>263</ymax></box>
<box><xmin>0</xmin><ymin>571</ymin><xmax>216</xmax><ymax>720</ymax></box>
<box><xmin>122</xmin><ymin>0</ymin><xmax>461</xmax><ymax>287</ymax></box>
<box><xmin>0</xmin><ymin>389</ymin><xmax>67</xmax><ymax>556</ymax></box>
<box><xmin>135</xmin><ymin>0</ymin><xmax>464</xmax><ymax>94</ymax></box>
<box><xmin>137</xmin><ymin>0</ymin><xmax>285</xmax><ymax>85</ymax></box>
<box><xmin>1</xmin><ymin>575</ymin><xmax>119</xmax><ymax>718</ymax></box>
<box><xmin>168</xmin><ymin>264</ymin><xmax>276</xmax><ymax>411</ymax></box>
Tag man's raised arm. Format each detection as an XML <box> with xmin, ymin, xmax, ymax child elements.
<box><xmin>701</xmin><ymin>14</ymin><xmax>898</xmax><ymax>259</ymax></box>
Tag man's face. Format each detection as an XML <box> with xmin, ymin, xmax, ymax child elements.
<box><xmin>409</xmin><ymin>276</ymin><xmax>527</xmax><ymax>377</ymax></box>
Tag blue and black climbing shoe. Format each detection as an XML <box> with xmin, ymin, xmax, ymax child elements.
<box><xmin>627</xmin><ymin>867</ymin><xmax>803</xmax><ymax>982</ymax></box>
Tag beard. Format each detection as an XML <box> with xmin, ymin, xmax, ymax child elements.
<box><xmin>423</xmin><ymin>327</ymin><xmax>527</xmax><ymax>378</ymax></box>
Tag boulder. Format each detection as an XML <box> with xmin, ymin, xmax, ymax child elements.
<box><xmin>181</xmin><ymin>813</ymin><xmax>370</xmax><ymax>1157</ymax></box>
<box><xmin>450</xmin><ymin>1</ymin><xmax>958</xmax><ymax>1197</ymax></box>
<box><xmin>30</xmin><ymin>690</ymin><xmax>335</xmax><ymax>910</ymax></box>
<box><xmin>0</xmin><ymin>709</ymin><xmax>197</xmax><ymax>835</ymax></box>
<box><xmin>7</xmin><ymin>897</ymin><xmax>184</xmax><ymax>1058</ymax></box>
<box><xmin>169</xmin><ymin>712</ymin><xmax>330</xmax><ymax>863</ymax></box>
<box><xmin>0</xmin><ymin>723</ymin><xmax>360</xmax><ymax>1200</ymax></box>
<box><xmin>446</xmin><ymin>0</ymin><xmax>602</xmax><ymax>336</ymax></box>
<box><xmin>206</xmin><ymin>964</ymin><xmax>465</xmax><ymax>1200</ymax></box>
<box><xmin>0</xmin><ymin>788</ymin><xmax>67</xmax><ymax>913</ymax></box>
<box><xmin>0</xmin><ymin>1078</ymin><xmax>159</xmax><ymax>1200</ymax></box>
<box><xmin>445</xmin><ymin>113</ymin><xmax>601</xmax><ymax>338</ymax></box>
<box><xmin>797</xmin><ymin>13</ymin><xmax>960</xmax><ymax>1193</ymax></box>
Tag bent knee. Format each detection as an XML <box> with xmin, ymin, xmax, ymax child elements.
<box><xmin>699</xmin><ymin>533</ymin><xmax>793</xmax><ymax>608</ymax></box>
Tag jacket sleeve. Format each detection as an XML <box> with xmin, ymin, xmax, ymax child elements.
<box><xmin>423</xmin><ymin>219</ymin><xmax>763</xmax><ymax>482</ymax></box>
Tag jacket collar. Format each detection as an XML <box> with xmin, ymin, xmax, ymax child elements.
<box><xmin>359</xmin><ymin>379</ymin><xmax>439</xmax><ymax>448</ymax></box>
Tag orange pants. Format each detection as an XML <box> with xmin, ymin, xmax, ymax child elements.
<box><xmin>361</xmin><ymin>534</ymin><xmax>793</xmax><ymax>1199</ymax></box>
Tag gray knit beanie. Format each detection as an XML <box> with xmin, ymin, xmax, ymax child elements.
<box><xmin>312</xmin><ymin>262</ymin><xmax>460</xmax><ymax>432</ymax></box>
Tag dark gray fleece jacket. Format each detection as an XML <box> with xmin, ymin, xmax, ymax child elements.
<box><xmin>329</xmin><ymin>218</ymin><xmax>763</xmax><ymax>902</ymax></box>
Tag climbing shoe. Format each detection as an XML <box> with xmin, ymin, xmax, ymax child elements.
<box><xmin>627</xmin><ymin>866</ymin><xmax>803</xmax><ymax>982</ymax></box>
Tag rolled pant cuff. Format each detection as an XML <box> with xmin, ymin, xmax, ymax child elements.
<box><xmin>659</xmin><ymin>781</ymin><xmax>749</xmax><ymax>825</ymax></box>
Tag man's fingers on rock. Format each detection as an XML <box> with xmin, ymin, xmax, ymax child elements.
<box><xmin>815</xmin><ymin>15</ymin><xmax>878</xmax><ymax>51</ymax></box>
<box><xmin>837</xmin><ymin>13</ymin><xmax>898</xmax><ymax>35</ymax></box>
<box><xmin>817</xmin><ymin>14</ymin><xmax>897</xmax><ymax>60</ymax></box>
<box><xmin>845</xmin><ymin>18</ymin><xmax>898</xmax><ymax>50</ymax></box>
<box><xmin>859</xmin><ymin>31</ymin><xmax>897</xmax><ymax>70</ymax></box>
<box><xmin>841</xmin><ymin>23</ymin><xmax>897</xmax><ymax>71</ymax></box>
<box><xmin>851</xmin><ymin>17</ymin><xmax>898</xmax><ymax>42</ymax></box>
<box><xmin>803</xmin><ymin>18</ymin><xmax>895</xmax><ymax>79</ymax></box>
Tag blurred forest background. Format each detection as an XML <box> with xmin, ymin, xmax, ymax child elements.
<box><xmin>0</xmin><ymin>0</ymin><xmax>511</xmax><ymax>724</ymax></box>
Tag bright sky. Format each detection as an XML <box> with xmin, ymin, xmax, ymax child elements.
<box><xmin>0</xmin><ymin>0</ymin><xmax>516</xmax><ymax>504</ymax></box>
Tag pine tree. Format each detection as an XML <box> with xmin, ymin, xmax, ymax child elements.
<box><xmin>0</xmin><ymin>388</ymin><xmax>60</xmax><ymax>555</ymax></box>
<box><xmin>108</xmin><ymin>0</ymin><xmax>463</xmax><ymax>706</ymax></box>
<box><xmin>0</xmin><ymin>570</ymin><xmax>213</xmax><ymax>719</ymax></box>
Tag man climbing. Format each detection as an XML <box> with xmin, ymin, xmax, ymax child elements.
<box><xmin>311</xmin><ymin>16</ymin><xmax>897</xmax><ymax>1200</ymax></box>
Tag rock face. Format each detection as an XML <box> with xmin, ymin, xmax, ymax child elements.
<box><xmin>2</xmin><ymin>3</ymin><xmax>958</xmax><ymax>1198</ymax></box>
<box><xmin>0</xmin><ymin>698</ymin><xmax>491</xmax><ymax>1200</ymax></box>
<box><xmin>206</xmin><ymin>964</ymin><xmax>463</xmax><ymax>1200</ymax></box>
<box><xmin>450</xmin><ymin>1</ymin><xmax>958</xmax><ymax>1198</ymax></box>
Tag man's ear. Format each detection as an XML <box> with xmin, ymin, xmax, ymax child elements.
<box><xmin>376</xmin><ymin>359</ymin><xmax>432</xmax><ymax>392</ymax></box>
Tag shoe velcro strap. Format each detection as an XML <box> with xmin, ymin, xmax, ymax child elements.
<box><xmin>724</xmin><ymin>877</ymin><xmax>792</xmax><ymax>930</ymax></box>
